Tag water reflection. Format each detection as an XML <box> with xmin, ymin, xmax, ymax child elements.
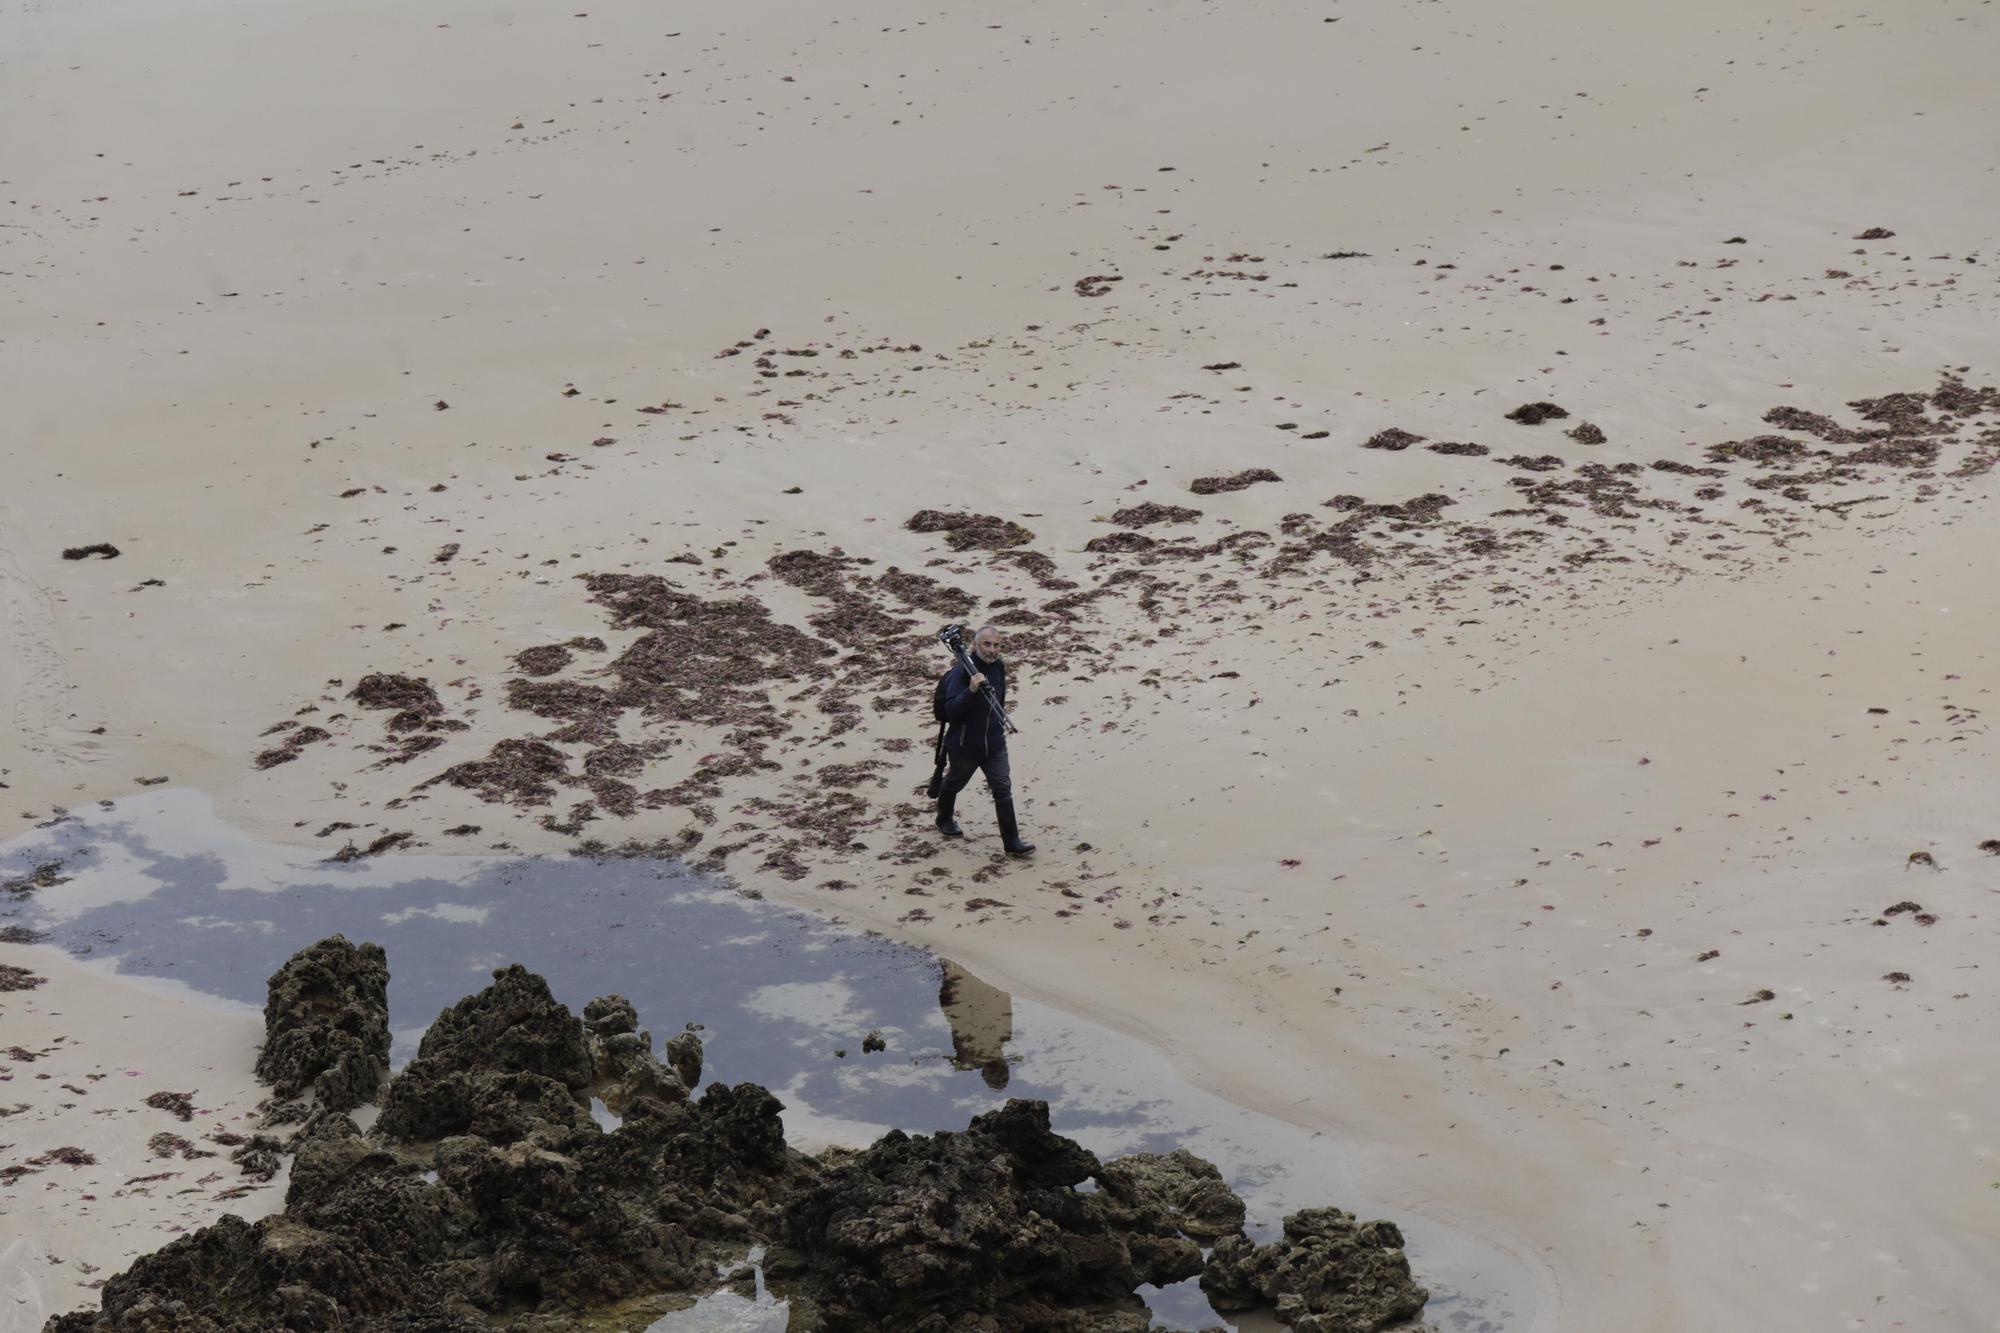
<box><xmin>0</xmin><ymin>791</ymin><xmax>1528</xmax><ymax>1332</ymax></box>
<box><xmin>939</xmin><ymin>959</ymin><xmax>1013</xmax><ymax>1089</ymax></box>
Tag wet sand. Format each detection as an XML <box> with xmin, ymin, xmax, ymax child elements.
<box><xmin>5</xmin><ymin>0</ymin><xmax>2000</xmax><ymax>1326</ymax></box>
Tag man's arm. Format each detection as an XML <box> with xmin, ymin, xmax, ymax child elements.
<box><xmin>940</xmin><ymin>663</ymin><xmax>978</xmax><ymax>721</ymax></box>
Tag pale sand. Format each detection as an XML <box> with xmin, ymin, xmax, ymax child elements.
<box><xmin>4</xmin><ymin>0</ymin><xmax>1999</xmax><ymax>1326</ymax></box>
<box><xmin>0</xmin><ymin>948</ymin><xmax>283</xmax><ymax>1332</ymax></box>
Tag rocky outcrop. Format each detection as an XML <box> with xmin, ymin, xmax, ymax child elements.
<box><xmin>251</xmin><ymin>934</ymin><xmax>390</xmax><ymax>1111</ymax></box>
<box><xmin>51</xmin><ymin>955</ymin><xmax>790</xmax><ymax>1333</ymax></box>
<box><xmin>1202</xmin><ymin>1208</ymin><xmax>1430</xmax><ymax>1333</ymax></box>
<box><xmin>51</xmin><ymin>940</ymin><xmax>1433</xmax><ymax>1333</ymax></box>
<box><xmin>376</xmin><ymin>962</ymin><xmax>593</xmax><ymax>1140</ymax></box>
<box><xmin>784</xmin><ymin>1099</ymin><xmax>1202</xmax><ymax>1332</ymax></box>
<box><xmin>582</xmin><ymin>993</ymin><xmax>692</xmax><ymax>1114</ymax></box>
<box><xmin>1096</xmin><ymin>1147</ymin><xmax>1248</xmax><ymax>1242</ymax></box>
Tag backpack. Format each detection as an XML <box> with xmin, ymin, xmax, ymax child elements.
<box><xmin>925</xmin><ymin>666</ymin><xmax>956</xmax><ymax>797</ymax></box>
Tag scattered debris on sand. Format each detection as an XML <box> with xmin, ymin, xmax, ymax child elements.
<box><xmin>251</xmin><ymin>374</ymin><xmax>2000</xmax><ymax>907</ymax></box>
<box><xmin>60</xmin><ymin>543</ymin><xmax>121</xmax><ymax>561</ymax></box>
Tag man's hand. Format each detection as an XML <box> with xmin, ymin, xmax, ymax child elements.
<box><xmin>968</xmin><ymin>672</ymin><xmax>988</xmax><ymax>693</ymax></box>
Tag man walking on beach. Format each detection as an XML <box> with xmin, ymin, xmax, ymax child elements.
<box><xmin>936</xmin><ymin>625</ymin><xmax>1035</xmax><ymax>856</ymax></box>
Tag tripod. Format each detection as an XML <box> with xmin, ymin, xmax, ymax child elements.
<box><xmin>938</xmin><ymin>625</ymin><xmax>1018</xmax><ymax>734</ymax></box>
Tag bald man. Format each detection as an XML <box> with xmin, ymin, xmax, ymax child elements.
<box><xmin>935</xmin><ymin>624</ymin><xmax>1035</xmax><ymax>856</ymax></box>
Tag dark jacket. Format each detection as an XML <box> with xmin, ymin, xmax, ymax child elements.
<box><xmin>942</xmin><ymin>657</ymin><xmax>1007</xmax><ymax>758</ymax></box>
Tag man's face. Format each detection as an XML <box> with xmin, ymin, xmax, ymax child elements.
<box><xmin>973</xmin><ymin>629</ymin><xmax>1003</xmax><ymax>663</ymax></box>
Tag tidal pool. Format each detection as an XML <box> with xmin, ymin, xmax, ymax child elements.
<box><xmin>2</xmin><ymin>790</ymin><xmax>1528</xmax><ymax>1331</ymax></box>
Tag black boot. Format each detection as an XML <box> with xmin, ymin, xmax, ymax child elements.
<box><xmin>995</xmin><ymin>798</ymin><xmax>1035</xmax><ymax>856</ymax></box>
<box><xmin>936</xmin><ymin>787</ymin><xmax>963</xmax><ymax>839</ymax></box>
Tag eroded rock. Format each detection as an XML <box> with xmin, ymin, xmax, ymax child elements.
<box><xmin>252</xmin><ymin>934</ymin><xmax>390</xmax><ymax>1111</ymax></box>
<box><xmin>1202</xmin><ymin>1207</ymin><xmax>1429</xmax><ymax>1333</ymax></box>
<box><xmin>377</xmin><ymin>963</ymin><xmax>592</xmax><ymax>1141</ymax></box>
<box><xmin>583</xmin><ymin>993</ymin><xmax>692</xmax><ymax>1113</ymax></box>
<box><xmin>786</xmin><ymin>1099</ymin><xmax>1201</xmax><ymax>1332</ymax></box>
<box><xmin>1097</xmin><ymin>1147</ymin><xmax>1247</xmax><ymax>1242</ymax></box>
<box><xmin>53</xmin><ymin>941</ymin><xmax>1430</xmax><ymax>1333</ymax></box>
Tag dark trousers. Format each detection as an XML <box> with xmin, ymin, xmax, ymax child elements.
<box><xmin>941</xmin><ymin>748</ymin><xmax>1012</xmax><ymax>803</ymax></box>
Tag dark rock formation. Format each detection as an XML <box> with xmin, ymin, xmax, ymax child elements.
<box><xmin>252</xmin><ymin>934</ymin><xmax>390</xmax><ymax>1111</ymax></box>
<box><xmin>52</xmin><ymin>941</ymin><xmax>1432</xmax><ymax>1333</ymax></box>
<box><xmin>376</xmin><ymin>963</ymin><xmax>592</xmax><ymax>1141</ymax></box>
<box><xmin>1202</xmin><ymin>1208</ymin><xmax>1429</xmax><ymax>1333</ymax></box>
<box><xmin>785</xmin><ymin>1099</ymin><xmax>1202</xmax><ymax>1332</ymax></box>
<box><xmin>1096</xmin><ymin>1147</ymin><xmax>1247</xmax><ymax>1242</ymax></box>
<box><xmin>582</xmin><ymin>993</ymin><xmax>692</xmax><ymax>1114</ymax></box>
<box><xmin>52</xmin><ymin>955</ymin><xmax>798</xmax><ymax>1333</ymax></box>
<box><xmin>665</xmin><ymin>1028</ymin><xmax>705</xmax><ymax>1089</ymax></box>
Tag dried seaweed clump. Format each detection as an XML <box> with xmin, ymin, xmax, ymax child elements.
<box><xmin>1505</xmin><ymin>401</ymin><xmax>1570</xmax><ymax>425</ymax></box>
<box><xmin>1084</xmin><ymin>532</ymin><xmax>1157</xmax><ymax>555</ymax></box>
<box><xmin>903</xmin><ymin>510</ymin><xmax>1035</xmax><ymax>551</ymax></box>
<box><xmin>584</xmin><ymin>573</ymin><xmax>827</xmax><ymax>733</ymax></box>
<box><xmin>1189</xmin><ymin>468</ymin><xmax>1281</xmax><ymax>496</ymax></box>
<box><xmin>513</xmin><ymin>644</ymin><xmax>575</xmax><ymax>677</ymax></box>
<box><xmin>869</xmin><ymin>567</ymin><xmax>976</xmax><ymax>617</ymax></box>
<box><xmin>1361</xmin><ymin>428</ymin><xmax>1424</xmax><ymax>451</ymax></box>
<box><xmin>423</xmin><ymin>738</ymin><xmax>571</xmax><ymax>806</ymax></box>
<box><xmin>0</xmin><ymin>964</ymin><xmax>46</xmax><ymax>993</ymax></box>
<box><xmin>254</xmin><ymin>725</ymin><xmax>330</xmax><ymax>771</ymax></box>
<box><xmin>1108</xmin><ymin>502</ymin><xmax>1201</xmax><ymax>527</ymax></box>
<box><xmin>1705</xmin><ymin>435</ymin><xmax>1816</xmax><ymax>466</ymax></box>
<box><xmin>347</xmin><ymin>674</ymin><xmax>444</xmax><ymax>731</ymax></box>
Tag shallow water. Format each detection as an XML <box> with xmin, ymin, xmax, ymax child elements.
<box><xmin>1</xmin><ymin>790</ymin><xmax>1529</xmax><ymax>1331</ymax></box>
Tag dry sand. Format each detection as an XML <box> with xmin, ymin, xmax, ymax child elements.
<box><xmin>5</xmin><ymin>0</ymin><xmax>2000</xmax><ymax>1327</ymax></box>
<box><xmin>0</xmin><ymin>949</ymin><xmax>283</xmax><ymax>1330</ymax></box>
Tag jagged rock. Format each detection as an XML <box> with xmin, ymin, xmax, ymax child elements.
<box><xmin>53</xmin><ymin>953</ymin><xmax>805</xmax><ymax>1333</ymax></box>
<box><xmin>377</xmin><ymin>964</ymin><xmax>592</xmax><ymax>1140</ymax></box>
<box><xmin>582</xmin><ymin>994</ymin><xmax>638</xmax><ymax>1036</ymax></box>
<box><xmin>1201</xmin><ymin>1207</ymin><xmax>1429</xmax><ymax>1333</ymax></box>
<box><xmin>665</xmin><ymin>1029</ymin><xmax>704</xmax><ymax>1089</ymax></box>
<box><xmin>252</xmin><ymin>935</ymin><xmax>390</xmax><ymax>1111</ymax></box>
<box><xmin>787</xmin><ymin>1098</ymin><xmax>1201</xmax><ymax>1332</ymax></box>
<box><xmin>1097</xmin><ymin>1148</ymin><xmax>1247</xmax><ymax>1242</ymax></box>
<box><xmin>583</xmin><ymin>993</ymin><xmax>690</xmax><ymax>1114</ymax></box>
<box><xmin>53</xmin><ymin>942</ymin><xmax>1424</xmax><ymax>1333</ymax></box>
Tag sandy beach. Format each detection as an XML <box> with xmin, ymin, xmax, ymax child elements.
<box><xmin>5</xmin><ymin>0</ymin><xmax>1999</xmax><ymax>1327</ymax></box>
